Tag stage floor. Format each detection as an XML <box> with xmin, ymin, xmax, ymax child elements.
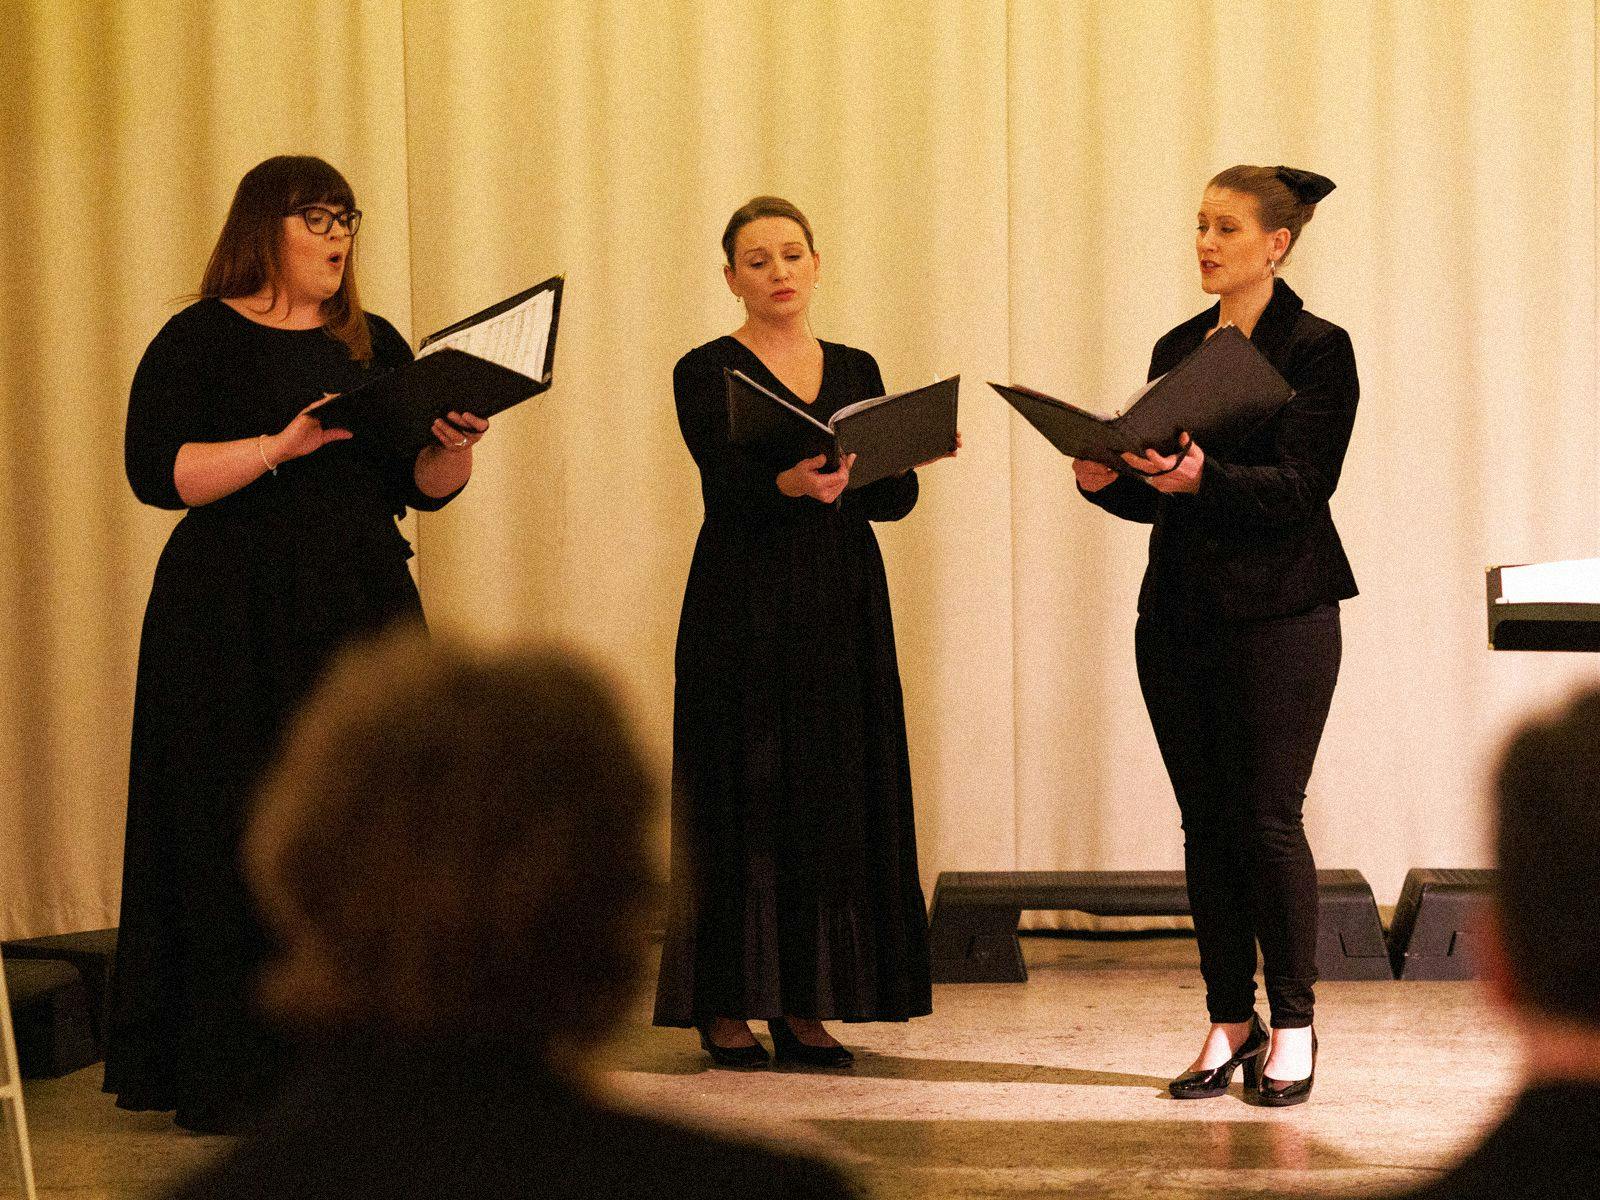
<box><xmin>5</xmin><ymin>935</ymin><xmax>1514</xmax><ymax>1199</ymax></box>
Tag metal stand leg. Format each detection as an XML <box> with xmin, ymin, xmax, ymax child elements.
<box><xmin>0</xmin><ymin>951</ymin><xmax>40</xmax><ymax>1200</ymax></box>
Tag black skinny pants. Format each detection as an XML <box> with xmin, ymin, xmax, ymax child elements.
<box><xmin>1135</xmin><ymin>603</ymin><xmax>1341</xmax><ymax>1029</ymax></box>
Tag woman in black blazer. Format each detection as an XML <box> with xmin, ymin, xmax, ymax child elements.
<box><xmin>1075</xmin><ymin>165</ymin><xmax>1357</xmax><ymax>1106</ymax></box>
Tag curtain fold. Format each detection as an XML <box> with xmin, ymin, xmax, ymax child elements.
<box><xmin>0</xmin><ymin>0</ymin><xmax>415</xmax><ymax>938</ymax></box>
<box><xmin>2</xmin><ymin>0</ymin><xmax>1595</xmax><ymax>938</ymax></box>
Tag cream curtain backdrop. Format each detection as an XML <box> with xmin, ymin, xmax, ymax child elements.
<box><xmin>0</xmin><ymin>0</ymin><xmax>419</xmax><ymax>938</ymax></box>
<box><xmin>1</xmin><ymin>0</ymin><xmax>1595</xmax><ymax>939</ymax></box>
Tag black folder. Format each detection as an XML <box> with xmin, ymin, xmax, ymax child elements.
<box><xmin>313</xmin><ymin>275</ymin><xmax>563</xmax><ymax>456</ymax></box>
<box><xmin>725</xmin><ymin>370</ymin><xmax>959</xmax><ymax>491</ymax></box>
<box><xmin>991</xmin><ymin>325</ymin><xmax>1293</xmax><ymax>472</ymax></box>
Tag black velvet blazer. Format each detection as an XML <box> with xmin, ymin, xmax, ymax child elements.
<box><xmin>1082</xmin><ymin>278</ymin><xmax>1359</xmax><ymax>622</ymax></box>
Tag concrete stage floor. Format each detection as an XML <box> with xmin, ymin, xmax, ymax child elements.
<box><xmin>4</xmin><ymin>935</ymin><xmax>1516</xmax><ymax>1199</ymax></box>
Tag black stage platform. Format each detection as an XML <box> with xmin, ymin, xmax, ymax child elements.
<box><xmin>928</xmin><ymin>869</ymin><xmax>1393</xmax><ymax>983</ymax></box>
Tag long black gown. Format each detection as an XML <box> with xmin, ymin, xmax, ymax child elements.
<box><xmin>653</xmin><ymin>336</ymin><xmax>932</xmax><ymax>1027</ymax></box>
<box><xmin>107</xmin><ymin>300</ymin><xmax>461</xmax><ymax>1120</ymax></box>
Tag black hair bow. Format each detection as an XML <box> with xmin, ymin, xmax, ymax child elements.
<box><xmin>1274</xmin><ymin>166</ymin><xmax>1335</xmax><ymax>204</ymax></box>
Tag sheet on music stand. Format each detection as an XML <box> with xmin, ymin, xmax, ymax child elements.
<box><xmin>1495</xmin><ymin>558</ymin><xmax>1600</xmax><ymax>604</ymax></box>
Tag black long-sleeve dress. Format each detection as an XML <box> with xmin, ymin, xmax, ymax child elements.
<box><xmin>106</xmin><ymin>299</ymin><xmax>461</xmax><ymax>1121</ymax></box>
<box><xmin>653</xmin><ymin>336</ymin><xmax>932</xmax><ymax>1027</ymax></box>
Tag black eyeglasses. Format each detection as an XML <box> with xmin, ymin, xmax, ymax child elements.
<box><xmin>286</xmin><ymin>205</ymin><xmax>362</xmax><ymax>236</ymax></box>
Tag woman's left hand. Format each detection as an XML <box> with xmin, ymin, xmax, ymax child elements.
<box><xmin>1122</xmin><ymin>433</ymin><xmax>1204</xmax><ymax>494</ymax></box>
<box><xmin>431</xmin><ymin>411</ymin><xmax>488</xmax><ymax>452</ymax></box>
<box><xmin>414</xmin><ymin>411</ymin><xmax>487</xmax><ymax>499</ymax></box>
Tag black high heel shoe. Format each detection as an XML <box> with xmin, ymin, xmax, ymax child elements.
<box><xmin>697</xmin><ymin>1023</ymin><xmax>770</xmax><ymax>1069</ymax></box>
<box><xmin>1257</xmin><ymin>1032</ymin><xmax>1317</xmax><ymax>1107</ymax></box>
<box><xmin>767</xmin><ymin>1019</ymin><xmax>855</xmax><ymax>1068</ymax></box>
<box><xmin>1168</xmin><ymin>1015</ymin><xmax>1269</xmax><ymax>1100</ymax></box>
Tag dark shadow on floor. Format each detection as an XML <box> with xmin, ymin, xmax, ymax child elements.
<box><xmin>605</xmin><ymin>1037</ymin><xmax>1168</xmax><ymax>1090</ymax></box>
<box><xmin>846</xmin><ymin>1055</ymin><xmax>1167</xmax><ymax>1090</ymax></box>
<box><xmin>810</xmin><ymin>1117</ymin><xmax>1370</xmax><ymax>1173</ymax></box>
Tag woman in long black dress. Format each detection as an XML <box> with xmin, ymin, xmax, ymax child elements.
<box><xmin>107</xmin><ymin>155</ymin><xmax>487</xmax><ymax>1131</ymax></box>
<box><xmin>654</xmin><ymin>196</ymin><xmax>949</xmax><ymax>1066</ymax></box>
<box><xmin>1075</xmin><ymin>166</ymin><xmax>1357</xmax><ymax>1106</ymax></box>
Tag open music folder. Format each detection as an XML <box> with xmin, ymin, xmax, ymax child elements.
<box><xmin>991</xmin><ymin>325</ymin><xmax>1293</xmax><ymax>475</ymax></box>
<box><xmin>725</xmin><ymin>370</ymin><xmax>959</xmax><ymax>491</ymax></box>
<box><xmin>314</xmin><ymin>275</ymin><xmax>563</xmax><ymax>454</ymax></box>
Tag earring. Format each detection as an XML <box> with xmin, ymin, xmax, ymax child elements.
<box><xmin>1267</xmin><ymin>258</ymin><xmax>1278</xmax><ymax>276</ymax></box>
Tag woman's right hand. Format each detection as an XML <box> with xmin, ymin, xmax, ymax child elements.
<box><xmin>777</xmin><ymin>453</ymin><xmax>855</xmax><ymax>503</ymax></box>
<box><xmin>1073</xmin><ymin>458</ymin><xmax>1119</xmax><ymax>493</ymax></box>
<box><xmin>265</xmin><ymin>394</ymin><xmax>354</xmax><ymax>466</ymax></box>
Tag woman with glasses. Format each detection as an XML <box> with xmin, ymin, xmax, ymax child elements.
<box><xmin>106</xmin><ymin>155</ymin><xmax>485</xmax><ymax>1133</ymax></box>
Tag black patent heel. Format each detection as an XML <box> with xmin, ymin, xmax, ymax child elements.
<box><xmin>1168</xmin><ymin>1014</ymin><xmax>1269</xmax><ymax>1100</ymax></box>
<box><xmin>1241</xmin><ymin>1041</ymin><xmax>1269</xmax><ymax>1092</ymax></box>
<box><xmin>1257</xmin><ymin>1032</ymin><xmax>1317</xmax><ymax>1107</ymax></box>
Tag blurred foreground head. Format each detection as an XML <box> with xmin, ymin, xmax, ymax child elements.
<box><xmin>1493</xmin><ymin>687</ymin><xmax>1600</xmax><ymax>1030</ymax></box>
<box><xmin>245</xmin><ymin>628</ymin><xmax>657</xmax><ymax>1064</ymax></box>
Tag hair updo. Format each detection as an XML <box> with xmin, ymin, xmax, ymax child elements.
<box><xmin>721</xmin><ymin>196</ymin><xmax>815</xmax><ymax>267</ymax></box>
<box><xmin>1207</xmin><ymin>165</ymin><xmax>1326</xmax><ymax>266</ymax></box>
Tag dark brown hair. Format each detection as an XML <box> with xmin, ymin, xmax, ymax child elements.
<box><xmin>721</xmin><ymin>195</ymin><xmax>815</xmax><ymax>267</ymax></box>
<box><xmin>1207</xmin><ymin>165</ymin><xmax>1318</xmax><ymax>265</ymax></box>
<box><xmin>245</xmin><ymin>628</ymin><xmax>658</xmax><ymax>1061</ymax></box>
<box><xmin>200</xmin><ymin>155</ymin><xmax>373</xmax><ymax>361</ymax></box>
<box><xmin>1493</xmin><ymin>688</ymin><xmax>1600</xmax><ymax>1026</ymax></box>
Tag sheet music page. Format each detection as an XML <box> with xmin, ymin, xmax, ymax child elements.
<box><xmin>831</xmin><ymin>376</ymin><xmax>955</xmax><ymax>425</ymax></box>
<box><xmin>1498</xmin><ymin>557</ymin><xmax>1600</xmax><ymax>603</ymax></box>
<box><xmin>418</xmin><ymin>287</ymin><xmax>555</xmax><ymax>380</ymax></box>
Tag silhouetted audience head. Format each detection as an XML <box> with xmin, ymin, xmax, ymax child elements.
<box><xmin>1373</xmin><ymin>689</ymin><xmax>1600</xmax><ymax>1200</ymax></box>
<box><xmin>244</xmin><ymin>627</ymin><xmax>657</xmax><ymax>1066</ymax></box>
<box><xmin>163</xmin><ymin>629</ymin><xmax>863</xmax><ymax>1200</ymax></box>
<box><xmin>1488</xmin><ymin>687</ymin><xmax>1600</xmax><ymax>1039</ymax></box>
